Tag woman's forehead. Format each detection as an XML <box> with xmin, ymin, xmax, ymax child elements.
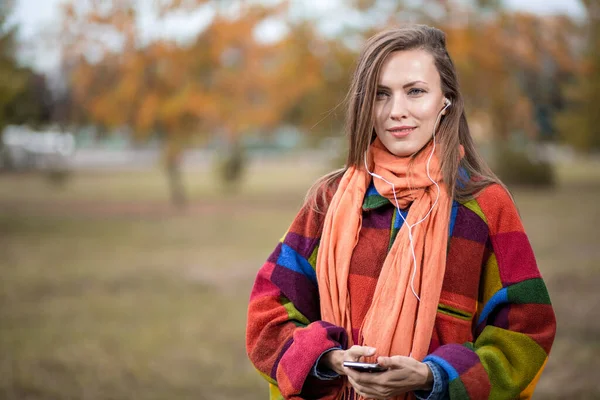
<box><xmin>378</xmin><ymin>49</ymin><xmax>439</xmax><ymax>86</ymax></box>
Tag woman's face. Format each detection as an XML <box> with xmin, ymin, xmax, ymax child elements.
<box><xmin>373</xmin><ymin>49</ymin><xmax>447</xmax><ymax>158</ymax></box>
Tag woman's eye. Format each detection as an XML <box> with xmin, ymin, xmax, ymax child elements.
<box><xmin>408</xmin><ymin>88</ymin><xmax>426</xmax><ymax>96</ymax></box>
<box><xmin>376</xmin><ymin>91</ymin><xmax>389</xmax><ymax>99</ymax></box>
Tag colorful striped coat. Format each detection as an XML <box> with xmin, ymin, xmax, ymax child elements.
<box><xmin>246</xmin><ymin>179</ymin><xmax>556</xmax><ymax>399</ymax></box>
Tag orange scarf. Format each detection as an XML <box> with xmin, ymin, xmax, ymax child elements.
<box><xmin>317</xmin><ymin>138</ymin><xmax>453</xmax><ymax>400</ymax></box>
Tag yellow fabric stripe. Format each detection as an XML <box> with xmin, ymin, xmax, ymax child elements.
<box><xmin>308</xmin><ymin>245</ymin><xmax>319</xmax><ymax>270</ymax></box>
<box><xmin>462</xmin><ymin>198</ymin><xmax>488</xmax><ymax>224</ymax></box>
<box><xmin>281</xmin><ymin>297</ymin><xmax>310</xmax><ymax>326</ymax></box>
<box><xmin>256</xmin><ymin>368</ymin><xmax>277</xmax><ymax>385</ymax></box>
<box><xmin>481</xmin><ymin>253</ymin><xmax>503</xmax><ymax>307</ymax></box>
<box><xmin>520</xmin><ymin>356</ymin><xmax>548</xmax><ymax>399</ymax></box>
<box><xmin>269</xmin><ymin>383</ymin><xmax>284</xmax><ymax>400</ymax></box>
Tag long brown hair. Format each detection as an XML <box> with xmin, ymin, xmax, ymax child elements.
<box><xmin>306</xmin><ymin>25</ymin><xmax>505</xmax><ymax>211</ymax></box>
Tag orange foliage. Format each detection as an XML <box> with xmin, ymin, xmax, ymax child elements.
<box><xmin>60</xmin><ymin>0</ymin><xmax>581</xmax><ymax>146</ymax></box>
<box><xmin>62</xmin><ymin>0</ymin><xmax>329</xmax><ymax>144</ymax></box>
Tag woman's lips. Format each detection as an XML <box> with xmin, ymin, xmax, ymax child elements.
<box><xmin>387</xmin><ymin>127</ymin><xmax>416</xmax><ymax>138</ymax></box>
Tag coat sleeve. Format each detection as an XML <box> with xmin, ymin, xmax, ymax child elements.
<box><xmin>246</xmin><ymin>184</ymin><xmax>348</xmax><ymax>399</ymax></box>
<box><xmin>423</xmin><ymin>184</ymin><xmax>556</xmax><ymax>399</ymax></box>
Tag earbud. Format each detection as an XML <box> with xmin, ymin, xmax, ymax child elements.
<box><xmin>441</xmin><ymin>97</ymin><xmax>451</xmax><ymax>115</ymax></box>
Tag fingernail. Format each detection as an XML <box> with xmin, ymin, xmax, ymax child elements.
<box><xmin>367</xmin><ymin>347</ymin><xmax>376</xmax><ymax>355</ymax></box>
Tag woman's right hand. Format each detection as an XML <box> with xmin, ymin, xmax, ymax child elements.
<box><xmin>319</xmin><ymin>345</ymin><xmax>377</xmax><ymax>376</ymax></box>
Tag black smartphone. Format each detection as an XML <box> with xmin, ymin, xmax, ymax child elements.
<box><xmin>342</xmin><ymin>361</ymin><xmax>388</xmax><ymax>373</ymax></box>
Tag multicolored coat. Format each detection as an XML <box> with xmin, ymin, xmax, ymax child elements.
<box><xmin>246</xmin><ymin>180</ymin><xmax>556</xmax><ymax>399</ymax></box>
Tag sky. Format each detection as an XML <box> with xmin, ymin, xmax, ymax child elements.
<box><xmin>9</xmin><ymin>0</ymin><xmax>586</xmax><ymax>75</ymax></box>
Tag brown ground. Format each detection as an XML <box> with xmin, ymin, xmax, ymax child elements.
<box><xmin>0</xmin><ymin>167</ymin><xmax>598</xmax><ymax>399</ymax></box>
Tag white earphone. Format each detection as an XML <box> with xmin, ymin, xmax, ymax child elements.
<box><xmin>443</xmin><ymin>97</ymin><xmax>451</xmax><ymax>114</ymax></box>
<box><xmin>364</xmin><ymin>96</ymin><xmax>451</xmax><ymax>302</ymax></box>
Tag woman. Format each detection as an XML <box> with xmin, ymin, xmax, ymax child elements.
<box><xmin>246</xmin><ymin>25</ymin><xmax>555</xmax><ymax>400</ymax></box>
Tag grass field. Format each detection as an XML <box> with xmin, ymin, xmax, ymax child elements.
<box><xmin>1</xmin><ymin>159</ymin><xmax>599</xmax><ymax>399</ymax></box>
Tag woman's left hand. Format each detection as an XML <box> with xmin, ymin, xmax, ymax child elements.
<box><xmin>344</xmin><ymin>355</ymin><xmax>433</xmax><ymax>400</ymax></box>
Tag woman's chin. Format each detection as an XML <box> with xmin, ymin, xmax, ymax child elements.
<box><xmin>383</xmin><ymin>142</ymin><xmax>418</xmax><ymax>158</ymax></box>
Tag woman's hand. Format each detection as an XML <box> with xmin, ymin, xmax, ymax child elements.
<box><xmin>345</xmin><ymin>355</ymin><xmax>433</xmax><ymax>400</ymax></box>
<box><xmin>319</xmin><ymin>345</ymin><xmax>378</xmax><ymax>376</ymax></box>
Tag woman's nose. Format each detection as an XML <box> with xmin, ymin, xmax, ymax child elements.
<box><xmin>389</xmin><ymin>95</ymin><xmax>408</xmax><ymax>120</ymax></box>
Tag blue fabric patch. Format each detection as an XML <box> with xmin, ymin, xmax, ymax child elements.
<box><xmin>394</xmin><ymin>208</ymin><xmax>409</xmax><ymax>230</ymax></box>
<box><xmin>277</xmin><ymin>243</ymin><xmax>318</xmax><ymax>284</ymax></box>
<box><xmin>457</xmin><ymin>166</ymin><xmax>470</xmax><ymax>189</ymax></box>
<box><xmin>449</xmin><ymin>200</ymin><xmax>459</xmax><ymax>237</ymax></box>
<box><xmin>477</xmin><ymin>288</ymin><xmax>509</xmax><ymax>326</ymax></box>
<box><xmin>423</xmin><ymin>355</ymin><xmax>459</xmax><ymax>381</ymax></box>
<box><xmin>366</xmin><ymin>182</ymin><xmax>380</xmax><ymax>196</ymax></box>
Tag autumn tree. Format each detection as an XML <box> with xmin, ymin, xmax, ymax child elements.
<box><xmin>555</xmin><ymin>0</ymin><xmax>600</xmax><ymax>152</ymax></box>
<box><xmin>60</xmin><ymin>0</ymin><xmax>333</xmax><ymax>204</ymax></box>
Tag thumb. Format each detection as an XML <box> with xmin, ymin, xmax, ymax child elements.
<box><xmin>346</xmin><ymin>345</ymin><xmax>376</xmax><ymax>361</ymax></box>
<box><xmin>376</xmin><ymin>355</ymin><xmax>403</xmax><ymax>369</ymax></box>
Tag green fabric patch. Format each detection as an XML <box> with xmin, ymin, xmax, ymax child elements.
<box><xmin>464</xmin><ymin>342</ymin><xmax>475</xmax><ymax>351</ymax></box>
<box><xmin>507</xmin><ymin>278</ymin><xmax>552</xmax><ymax>305</ymax></box>
<box><xmin>362</xmin><ymin>193</ymin><xmax>390</xmax><ymax>210</ymax></box>
<box><xmin>476</xmin><ymin>325</ymin><xmax>547</xmax><ymax>400</ymax></box>
<box><xmin>449</xmin><ymin>377</ymin><xmax>471</xmax><ymax>399</ymax></box>
<box><xmin>388</xmin><ymin>210</ymin><xmax>399</xmax><ymax>251</ymax></box>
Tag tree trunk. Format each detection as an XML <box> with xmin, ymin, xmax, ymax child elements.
<box><xmin>166</xmin><ymin>156</ymin><xmax>186</xmax><ymax>208</ymax></box>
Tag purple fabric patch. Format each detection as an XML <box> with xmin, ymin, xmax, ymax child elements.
<box><xmin>267</xmin><ymin>242</ymin><xmax>283</xmax><ymax>264</ymax></box>
<box><xmin>271</xmin><ymin>266</ymin><xmax>320</xmax><ymax>322</ymax></box>
<box><xmin>284</xmin><ymin>231</ymin><xmax>319</xmax><ymax>260</ymax></box>
<box><xmin>362</xmin><ymin>206</ymin><xmax>394</xmax><ymax>229</ymax></box>
<box><xmin>432</xmin><ymin>343</ymin><xmax>480</xmax><ymax>375</ymax></box>
<box><xmin>321</xmin><ymin>321</ymin><xmax>349</xmax><ymax>349</ymax></box>
<box><xmin>491</xmin><ymin>304</ymin><xmax>510</xmax><ymax>330</ymax></box>
<box><xmin>451</xmin><ymin>206</ymin><xmax>489</xmax><ymax>244</ymax></box>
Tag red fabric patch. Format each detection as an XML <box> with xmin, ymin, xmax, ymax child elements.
<box><xmin>249</xmin><ymin>261</ymin><xmax>278</xmax><ymax>301</ymax></box>
<box><xmin>444</xmin><ymin>236</ymin><xmax>485</xmax><ymax>303</ymax></box>
<box><xmin>248</xmin><ymin>312</ymin><xmax>296</xmax><ymax>374</ymax></box>
<box><xmin>477</xmin><ymin>184</ymin><xmax>523</xmax><ymax>234</ymax></box>
<box><xmin>508</xmin><ymin>303</ymin><xmax>556</xmax><ymax>354</ymax></box>
<box><xmin>348</xmin><ymin>273</ymin><xmax>378</xmax><ymax>332</ymax></box>
<box><xmin>349</xmin><ymin>226</ymin><xmax>389</xmax><ymax>278</ymax></box>
<box><xmin>288</xmin><ymin>206</ymin><xmax>324</xmax><ymax>239</ymax></box>
<box><xmin>493</xmin><ymin>231</ymin><xmax>541</xmax><ymax>286</ymax></box>
<box><xmin>432</xmin><ymin>312</ymin><xmax>473</xmax><ymax>348</ymax></box>
<box><xmin>462</xmin><ymin>362</ymin><xmax>492</xmax><ymax>399</ymax></box>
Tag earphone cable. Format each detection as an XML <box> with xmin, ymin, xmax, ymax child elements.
<box><xmin>363</xmin><ymin>101</ymin><xmax>449</xmax><ymax>302</ymax></box>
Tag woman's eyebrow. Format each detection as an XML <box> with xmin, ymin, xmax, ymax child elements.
<box><xmin>403</xmin><ymin>80</ymin><xmax>428</xmax><ymax>88</ymax></box>
<box><xmin>377</xmin><ymin>80</ymin><xmax>428</xmax><ymax>90</ymax></box>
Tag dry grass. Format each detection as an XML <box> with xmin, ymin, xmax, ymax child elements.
<box><xmin>0</xmin><ymin>159</ymin><xmax>598</xmax><ymax>399</ymax></box>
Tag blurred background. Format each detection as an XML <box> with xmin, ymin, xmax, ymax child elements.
<box><xmin>1</xmin><ymin>0</ymin><xmax>598</xmax><ymax>399</ymax></box>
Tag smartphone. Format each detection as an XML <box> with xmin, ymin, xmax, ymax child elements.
<box><xmin>342</xmin><ymin>361</ymin><xmax>388</xmax><ymax>373</ymax></box>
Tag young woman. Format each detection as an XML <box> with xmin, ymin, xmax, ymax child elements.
<box><xmin>246</xmin><ymin>25</ymin><xmax>555</xmax><ymax>400</ymax></box>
